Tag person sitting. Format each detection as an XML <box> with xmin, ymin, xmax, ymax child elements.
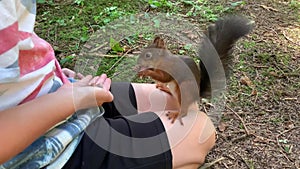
<box><xmin>0</xmin><ymin>1</ymin><xmax>216</xmax><ymax>168</ymax></box>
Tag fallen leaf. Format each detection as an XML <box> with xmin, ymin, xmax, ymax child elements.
<box><xmin>251</xmin><ymin>89</ymin><xmax>257</xmax><ymax>96</ymax></box>
<box><xmin>240</xmin><ymin>76</ymin><xmax>252</xmax><ymax>86</ymax></box>
<box><xmin>187</xmin><ymin>33</ymin><xmax>198</xmax><ymax>40</ymax></box>
<box><xmin>284</xmin><ymin>121</ymin><xmax>295</xmax><ymax>129</ymax></box>
<box><xmin>269</xmin><ymin>71</ymin><xmax>279</xmax><ymax>77</ymax></box>
<box><xmin>218</xmin><ymin>122</ymin><xmax>226</xmax><ymax>132</ymax></box>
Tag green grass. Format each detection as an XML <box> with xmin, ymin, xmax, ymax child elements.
<box><xmin>289</xmin><ymin>0</ymin><xmax>300</xmax><ymax>9</ymax></box>
<box><xmin>36</xmin><ymin>0</ymin><xmax>249</xmax><ymax>80</ymax></box>
<box><xmin>145</xmin><ymin>0</ymin><xmax>247</xmax><ymax>21</ymax></box>
<box><xmin>36</xmin><ymin>0</ymin><xmax>146</xmax><ymax>67</ymax></box>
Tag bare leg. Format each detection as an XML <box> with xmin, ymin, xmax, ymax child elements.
<box><xmin>131</xmin><ymin>83</ymin><xmax>216</xmax><ymax>168</ymax></box>
<box><xmin>160</xmin><ymin>108</ymin><xmax>216</xmax><ymax>169</ymax></box>
<box><xmin>131</xmin><ymin>83</ymin><xmax>179</xmax><ymax>113</ymax></box>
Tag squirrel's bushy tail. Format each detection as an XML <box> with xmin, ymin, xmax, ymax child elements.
<box><xmin>199</xmin><ymin>15</ymin><xmax>254</xmax><ymax>98</ymax></box>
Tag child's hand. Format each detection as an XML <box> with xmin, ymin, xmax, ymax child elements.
<box><xmin>57</xmin><ymin>74</ymin><xmax>113</xmax><ymax>111</ymax></box>
<box><xmin>62</xmin><ymin>68</ymin><xmax>84</xmax><ymax>80</ymax></box>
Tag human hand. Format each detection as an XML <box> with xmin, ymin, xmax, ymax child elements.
<box><xmin>62</xmin><ymin>68</ymin><xmax>84</xmax><ymax>80</ymax></box>
<box><xmin>57</xmin><ymin>74</ymin><xmax>113</xmax><ymax>111</ymax></box>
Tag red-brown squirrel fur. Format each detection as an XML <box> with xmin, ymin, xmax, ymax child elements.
<box><xmin>137</xmin><ymin>15</ymin><xmax>254</xmax><ymax>125</ymax></box>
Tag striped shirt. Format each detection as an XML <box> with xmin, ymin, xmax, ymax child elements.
<box><xmin>0</xmin><ymin>1</ymin><xmax>104</xmax><ymax>168</ymax></box>
<box><xmin>0</xmin><ymin>0</ymin><xmax>69</xmax><ymax>111</ymax></box>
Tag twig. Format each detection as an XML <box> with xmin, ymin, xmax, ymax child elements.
<box><xmin>283</xmin><ymin>97</ymin><xmax>298</xmax><ymax>101</ymax></box>
<box><xmin>275</xmin><ymin>126</ymin><xmax>299</xmax><ymax>162</ymax></box>
<box><xmin>225</xmin><ymin>111</ymin><xmax>252</xmax><ymax>116</ymax></box>
<box><xmin>222</xmin><ymin>162</ymin><xmax>229</xmax><ymax>169</ymax></box>
<box><xmin>279</xmin><ymin>73</ymin><xmax>300</xmax><ymax>78</ymax></box>
<box><xmin>235</xmin><ymin>152</ymin><xmax>252</xmax><ymax>169</ymax></box>
<box><xmin>81</xmin><ymin>53</ymin><xmax>121</xmax><ymax>57</ymax></box>
<box><xmin>288</xmin><ymin>145</ymin><xmax>293</xmax><ymax>154</ymax></box>
<box><xmin>231</xmin><ymin>134</ymin><xmax>248</xmax><ymax>143</ymax></box>
<box><xmin>202</xmin><ymin>104</ymin><xmax>208</xmax><ymax>114</ymax></box>
<box><xmin>107</xmin><ymin>46</ymin><xmax>139</xmax><ymax>71</ymax></box>
<box><xmin>277</xmin><ymin>147</ymin><xmax>292</xmax><ymax>162</ymax></box>
<box><xmin>89</xmin><ymin>42</ymin><xmax>108</xmax><ymax>52</ymax></box>
<box><xmin>226</xmin><ymin>105</ymin><xmax>250</xmax><ymax>135</ymax></box>
<box><xmin>253</xmin><ymin>134</ymin><xmax>276</xmax><ymax>144</ymax></box>
<box><xmin>282</xmin><ymin>29</ymin><xmax>300</xmax><ymax>46</ymax></box>
<box><xmin>276</xmin><ymin>126</ymin><xmax>299</xmax><ymax>139</ymax></box>
<box><xmin>259</xmin><ymin>4</ymin><xmax>279</xmax><ymax>12</ymax></box>
<box><xmin>199</xmin><ymin>157</ymin><xmax>226</xmax><ymax>169</ymax></box>
<box><xmin>251</xmin><ymin>64</ymin><xmax>269</xmax><ymax>68</ymax></box>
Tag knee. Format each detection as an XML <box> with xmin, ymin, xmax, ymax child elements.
<box><xmin>168</xmin><ymin>112</ymin><xmax>216</xmax><ymax>168</ymax></box>
<box><xmin>190</xmin><ymin>117</ymin><xmax>216</xmax><ymax>165</ymax></box>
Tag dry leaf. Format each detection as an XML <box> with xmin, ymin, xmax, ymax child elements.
<box><xmin>269</xmin><ymin>71</ymin><xmax>279</xmax><ymax>77</ymax></box>
<box><xmin>284</xmin><ymin>121</ymin><xmax>295</xmax><ymax>129</ymax></box>
<box><xmin>251</xmin><ymin>89</ymin><xmax>258</xmax><ymax>96</ymax></box>
<box><xmin>240</xmin><ymin>76</ymin><xmax>252</xmax><ymax>86</ymax></box>
<box><xmin>187</xmin><ymin>33</ymin><xmax>198</xmax><ymax>40</ymax></box>
<box><xmin>218</xmin><ymin>122</ymin><xmax>226</xmax><ymax>132</ymax></box>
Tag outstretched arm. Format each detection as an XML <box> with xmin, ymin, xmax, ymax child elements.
<box><xmin>0</xmin><ymin>75</ymin><xmax>113</xmax><ymax>164</ymax></box>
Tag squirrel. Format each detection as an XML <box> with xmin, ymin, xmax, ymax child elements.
<box><xmin>137</xmin><ymin>15</ymin><xmax>254</xmax><ymax>125</ymax></box>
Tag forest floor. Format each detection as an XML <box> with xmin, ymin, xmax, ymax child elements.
<box><xmin>36</xmin><ymin>0</ymin><xmax>299</xmax><ymax>168</ymax></box>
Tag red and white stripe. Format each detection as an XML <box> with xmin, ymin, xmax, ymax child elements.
<box><xmin>0</xmin><ymin>1</ymin><xmax>68</xmax><ymax>111</ymax></box>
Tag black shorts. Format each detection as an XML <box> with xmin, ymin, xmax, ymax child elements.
<box><xmin>63</xmin><ymin>82</ymin><xmax>172</xmax><ymax>169</ymax></box>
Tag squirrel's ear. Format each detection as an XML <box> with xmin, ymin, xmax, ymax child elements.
<box><xmin>152</xmin><ymin>36</ymin><xmax>166</xmax><ymax>49</ymax></box>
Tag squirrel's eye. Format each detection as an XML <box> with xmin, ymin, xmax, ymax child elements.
<box><xmin>145</xmin><ymin>52</ymin><xmax>152</xmax><ymax>59</ymax></box>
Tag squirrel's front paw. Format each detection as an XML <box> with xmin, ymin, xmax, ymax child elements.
<box><xmin>166</xmin><ymin>111</ymin><xmax>184</xmax><ymax>125</ymax></box>
<box><xmin>156</xmin><ymin>83</ymin><xmax>172</xmax><ymax>95</ymax></box>
<box><xmin>137</xmin><ymin>69</ymin><xmax>153</xmax><ymax>77</ymax></box>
